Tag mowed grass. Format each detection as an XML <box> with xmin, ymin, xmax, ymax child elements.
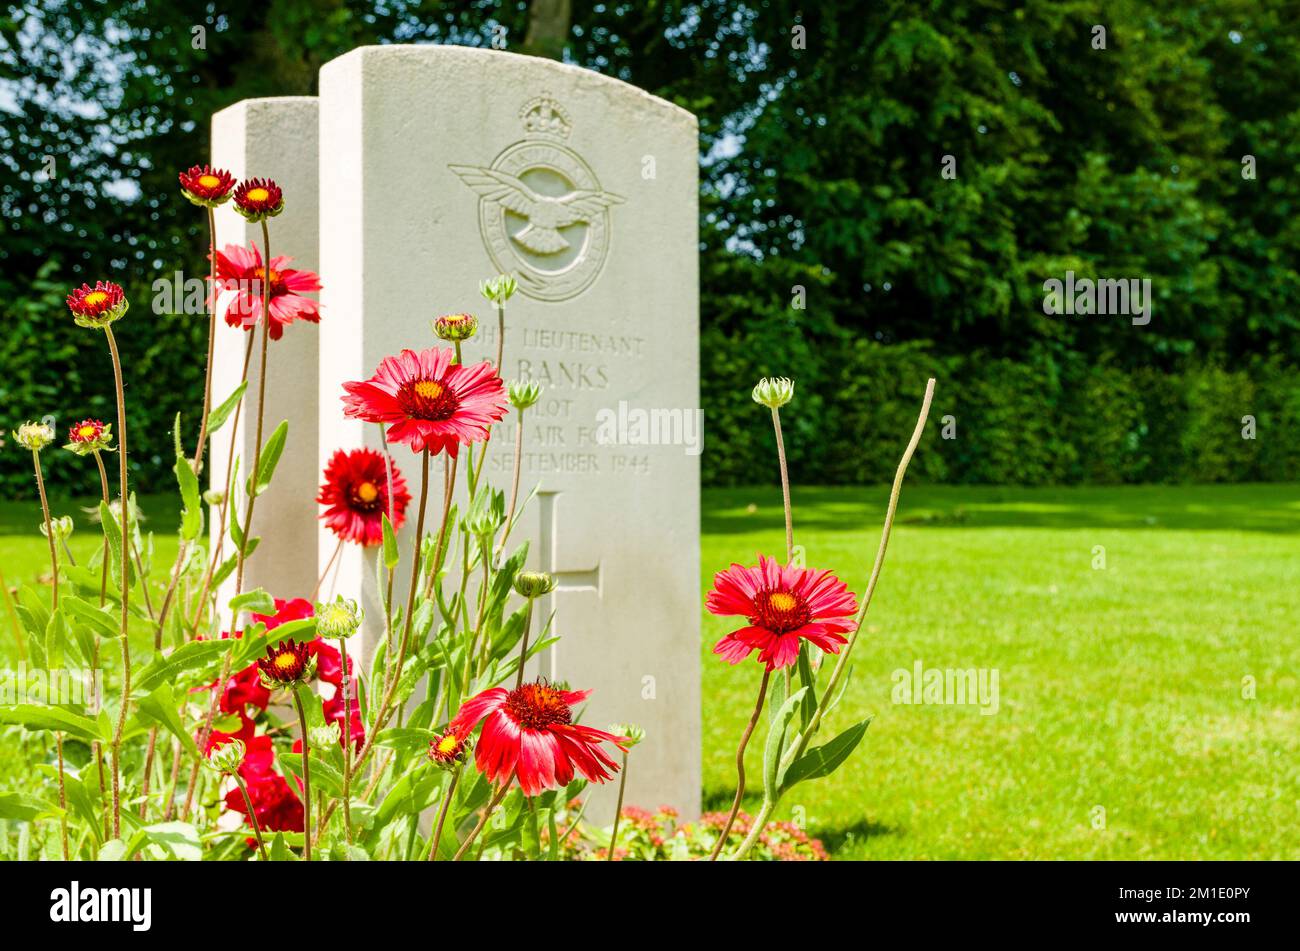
<box><xmin>701</xmin><ymin>483</ymin><xmax>1300</xmax><ymax>860</ymax></box>
<box><xmin>2</xmin><ymin>485</ymin><xmax>1297</xmax><ymax>859</ymax></box>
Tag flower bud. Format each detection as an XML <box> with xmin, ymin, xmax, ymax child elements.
<box><xmin>203</xmin><ymin>488</ymin><xmax>226</xmax><ymax>506</ymax></box>
<box><xmin>309</xmin><ymin>723</ymin><xmax>341</xmax><ymax>749</ymax></box>
<box><xmin>513</xmin><ymin>570</ymin><xmax>557</xmax><ymax>599</ymax></box>
<box><xmin>315</xmin><ymin>595</ymin><xmax>363</xmax><ymax>640</ymax></box>
<box><xmin>39</xmin><ymin>515</ymin><xmax>74</xmax><ymax>543</ymax></box>
<box><xmin>752</xmin><ymin>377</ymin><xmax>795</xmax><ymax>409</ymax></box>
<box><xmin>207</xmin><ymin>739</ymin><xmax>246</xmax><ymax>774</ymax></box>
<box><xmin>427</xmin><ymin>729</ymin><xmax>471</xmax><ymax>768</ymax></box>
<box><xmin>609</xmin><ymin>722</ymin><xmax>646</xmax><ymax>747</ymax></box>
<box><xmin>15</xmin><ymin>420</ymin><xmax>55</xmax><ymax>451</ymax></box>
<box><xmin>465</xmin><ymin>488</ymin><xmax>504</xmax><ymax>540</ymax></box>
<box><xmin>433</xmin><ymin>312</ymin><xmax>478</xmax><ymax>342</ymax></box>
<box><xmin>256</xmin><ymin>639</ymin><xmax>316</xmax><ymax>687</ymax></box>
<box><xmin>479</xmin><ymin>274</ymin><xmax>518</xmax><ymax>305</ymax></box>
<box><xmin>508</xmin><ymin>379</ymin><xmax>542</xmax><ymax>411</ymax></box>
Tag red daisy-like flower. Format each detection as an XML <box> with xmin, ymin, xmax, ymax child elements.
<box><xmin>707</xmin><ymin>554</ymin><xmax>859</xmax><ymax>671</ymax></box>
<box><xmin>427</xmin><ymin>728</ymin><xmax>469</xmax><ymax>767</ymax></box>
<box><xmin>232</xmin><ymin>177</ymin><xmax>284</xmax><ymax>220</ymax></box>
<box><xmin>256</xmin><ymin>639</ymin><xmax>313</xmax><ymax>685</ymax></box>
<box><xmin>210</xmin><ymin>243</ymin><xmax>321</xmax><ymax>340</ymax></box>
<box><xmin>317</xmin><ymin>448</ymin><xmax>411</xmax><ymax>546</ymax></box>
<box><xmin>66</xmin><ymin>281</ymin><xmax>128</xmax><ymax>327</ymax></box>
<box><xmin>178</xmin><ymin>164</ymin><xmax>235</xmax><ymax>206</ymax></box>
<box><xmin>341</xmin><ymin>347</ymin><xmax>508</xmax><ymax>456</ymax></box>
<box><xmin>449</xmin><ymin>680</ymin><xmax>629</xmax><ymax>796</ymax></box>
<box><xmin>68</xmin><ymin>419</ymin><xmax>105</xmax><ymax>444</ymax></box>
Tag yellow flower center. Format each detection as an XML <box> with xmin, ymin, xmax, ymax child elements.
<box><xmin>246</xmin><ymin>187</ymin><xmax>270</xmax><ymax>203</ymax></box>
<box><xmin>767</xmin><ymin>592</ymin><xmax>797</xmax><ymax>612</ymax></box>
<box><xmin>78</xmin><ymin>425</ymin><xmax>97</xmax><ymax>438</ymax></box>
<box><xmin>437</xmin><ymin>736</ymin><xmax>458</xmax><ymax>754</ymax></box>
<box><xmin>273</xmin><ymin>652</ymin><xmax>297</xmax><ymax>670</ymax></box>
<box><xmin>356</xmin><ymin>481</ymin><xmax>379</xmax><ymax>503</ymax></box>
<box><xmin>414</xmin><ymin>380</ymin><xmax>444</xmax><ymax>400</ymax></box>
<box><xmin>198</xmin><ymin>174</ymin><xmax>220</xmax><ymax>188</ymax></box>
<box><xmin>83</xmin><ymin>291</ymin><xmax>108</xmax><ymax>308</ymax></box>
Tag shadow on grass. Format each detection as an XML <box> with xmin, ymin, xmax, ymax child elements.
<box><xmin>704</xmin><ymin>483</ymin><xmax>1300</xmax><ymax>535</ymax></box>
<box><xmin>814</xmin><ymin>816</ymin><xmax>897</xmax><ymax>855</ymax></box>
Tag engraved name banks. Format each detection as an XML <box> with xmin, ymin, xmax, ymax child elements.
<box><xmin>50</xmin><ymin>881</ymin><xmax>152</xmax><ymax>931</ymax></box>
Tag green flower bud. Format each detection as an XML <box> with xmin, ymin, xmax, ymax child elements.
<box><xmin>39</xmin><ymin>515</ymin><xmax>74</xmax><ymax>543</ymax></box>
<box><xmin>479</xmin><ymin>274</ymin><xmax>518</xmax><ymax>305</ymax></box>
<box><xmin>315</xmin><ymin>595</ymin><xmax>363</xmax><ymax>640</ymax></box>
<box><xmin>309</xmin><ymin>723</ymin><xmax>341</xmax><ymax>749</ymax></box>
<box><xmin>15</xmin><ymin>420</ymin><xmax>55</xmax><ymax>451</ymax></box>
<box><xmin>203</xmin><ymin>488</ymin><xmax>226</xmax><ymax>506</ymax></box>
<box><xmin>433</xmin><ymin>312</ymin><xmax>478</xmax><ymax>342</ymax></box>
<box><xmin>609</xmin><ymin>722</ymin><xmax>646</xmax><ymax>747</ymax></box>
<box><xmin>508</xmin><ymin>379</ymin><xmax>542</xmax><ymax>411</ymax></box>
<box><xmin>752</xmin><ymin>377</ymin><xmax>795</xmax><ymax>409</ymax></box>
<box><xmin>207</xmin><ymin>739</ymin><xmax>246</xmax><ymax>774</ymax></box>
<box><xmin>513</xmin><ymin>570</ymin><xmax>557</xmax><ymax>599</ymax></box>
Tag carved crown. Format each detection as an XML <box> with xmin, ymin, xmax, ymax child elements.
<box><xmin>520</xmin><ymin>94</ymin><xmax>572</xmax><ymax>140</ymax></box>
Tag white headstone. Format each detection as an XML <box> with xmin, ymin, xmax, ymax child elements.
<box><xmin>317</xmin><ymin>46</ymin><xmax>700</xmax><ymax>818</ymax></box>
<box><xmin>209</xmin><ymin>98</ymin><xmax>321</xmax><ymax>620</ymax></box>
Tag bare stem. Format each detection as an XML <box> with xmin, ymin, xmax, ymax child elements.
<box><xmin>453</xmin><ymin>775</ymin><xmax>513</xmax><ymax>861</ymax></box>
<box><xmin>104</xmin><ymin>325</ymin><xmax>130</xmax><ymax>840</ymax></box>
<box><xmin>708</xmin><ymin>668</ymin><xmax>770</xmax><ymax>861</ymax></box>
<box><xmin>293</xmin><ymin>690</ymin><xmax>313</xmax><ymax>861</ymax></box>
<box><xmin>191</xmin><ymin>205</ymin><xmax>218</xmax><ymax>470</ymax></box>
<box><xmin>427</xmin><ymin>766</ymin><xmax>462</xmax><ymax>861</ymax></box>
<box><xmin>32</xmin><ymin>450</ymin><xmax>58</xmax><ymax>609</ymax></box>
<box><xmin>233</xmin><ymin>772</ymin><xmax>269</xmax><ymax>861</ymax></box>
<box><xmin>771</xmin><ymin>406</ymin><xmax>793</xmax><ymax>564</ymax></box>
<box><xmin>607</xmin><ymin>751</ymin><xmax>630</xmax><ymax>861</ymax></box>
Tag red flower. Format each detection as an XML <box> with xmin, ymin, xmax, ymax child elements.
<box><xmin>341</xmin><ymin>348</ymin><xmax>508</xmax><ymax>456</ymax></box>
<box><xmin>67</xmin><ymin>419</ymin><xmax>105</xmax><ymax>444</ymax></box>
<box><xmin>178</xmin><ymin>164</ymin><xmax>235</xmax><ymax>206</ymax></box>
<box><xmin>223</xmin><ymin>735</ymin><xmax>303</xmax><ymax>836</ymax></box>
<box><xmin>232</xmin><ymin>177</ymin><xmax>284</xmax><ymax>220</ymax></box>
<box><xmin>707</xmin><ymin>555</ymin><xmax>858</xmax><ymax>670</ymax></box>
<box><xmin>449</xmin><ymin>680</ymin><xmax>628</xmax><ymax>796</ymax></box>
<box><xmin>210</xmin><ymin>243</ymin><xmax>320</xmax><ymax>340</ymax></box>
<box><xmin>66</xmin><ymin>281</ymin><xmax>128</xmax><ymax>327</ymax></box>
<box><xmin>253</xmin><ymin>597</ymin><xmax>314</xmax><ymax>631</ymax></box>
<box><xmin>256</xmin><ymin>639</ymin><xmax>312</xmax><ymax>685</ymax></box>
<box><xmin>427</xmin><ymin>728</ymin><xmax>469</xmax><ymax>767</ymax></box>
<box><xmin>204</xmin><ymin>710</ymin><xmax>256</xmax><ymax>755</ymax></box>
<box><xmin>317</xmin><ymin>448</ymin><xmax>411</xmax><ymax>546</ymax></box>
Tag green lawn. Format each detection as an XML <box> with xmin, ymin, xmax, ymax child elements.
<box><xmin>2</xmin><ymin>484</ymin><xmax>1297</xmax><ymax>859</ymax></box>
<box><xmin>702</xmin><ymin>483</ymin><xmax>1300</xmax><ymax>859</ymax></box>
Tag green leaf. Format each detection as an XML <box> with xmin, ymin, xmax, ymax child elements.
<box><xmin>0</xmin><ymin>792</ymin><xmax>56</xmax><ymax>821</ymax></box>
<box><xmin>373</xmin><ymin>728</ymin><xmax>435</xmax><ymax>753</ymax></box>
<box><xmin>763</xmin><ymin>687</ymin><xmax>806</xmax><ymax>801</ymax></box>
<box><xmin>228</xmin><ymin>588</ymin><xmax>275</xmax><ymax>618</ymax></box>
<box><xmin>136</xmin><ymin>684</ymin><xmax>199</xmax><ymax>757</ymax></box>
<box><xmin>0</xmin><ymin>704</ymin><xmax>101</xmax><ymax>741</ymax></box>
<box><xmin>143</xmin><ymin>821</ymin><xmax>201</xmax><ymax>861</ymax></box>
<box><xmin>98</xmin><ymin>500</ymin><xmax>134</xmax><ymax>589</ymax></box>
<box><xmin>207</xmin><ymin>381</ymin><xmax>247</xmax><ymax>435</ymax></box>
<box><xmin>796</xmin><ymin>647</ymin><xmax>820</xmax><ymax>729</ymax></box>
<box><xmin>174</xmin><ymin>454</ymin><xmax>203</xmax><ymax>541</ymax></box>
<box><xmin>780</xmin><ymin>717</ymin><xmax>872</xmax><ymax>794</ymax></box>
<box><xmin>248</xmin><ymin>420</ymin><xmax>289</xmax><ymax>497</ymax></box>
<box><xmin>280</xmin><ymin>752</ymin><xmax>344</xmax><ymax>797</ymax></box>
<box><xmin>61</xmin><ymin>596</ymin><xmax>118</xmax><ymax>639</ymax></box>
<box><xmin>382</xmin><ymin>513</ymin><xmax>399</xmax><ymax>570</ymax></box>
<box><xmin>132</xmin><ymin>639</ymin><xmax>232</xmax><ymax>697</ymax></box>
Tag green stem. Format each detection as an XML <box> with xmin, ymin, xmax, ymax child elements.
<box><xmin>454</xmin><ymin>774</ymin><xmax>513</xmax><ymax>861</ymax></box>
<box><xmin>233</xmin><ymin>772</ymin><xmax>269</xmax><ymax>861</ymax></box>
<box><xmin>293</xmin><ymin>690</ymin><xmax>313</xmax><ymax>861</ymax></box>
<box><xmin>427</xmin><ymin>766</ymin><xmax>462</xmax><ymax>861</ymax></box>
<box><xmin>339</xmin><ymin>637</ymin><xmax>353</xmax><ymax>843</ymax></box>
<box><xmin>514</xmin><ymin>599</ymin><xmax>534</xmax><ymax>690</ymax></box>
<box><xmin>708</xmin><ymin>668</ymin><xmax>770</xmax><ymax>861</ymax></box>
<box><xmin>32</xmin><ymin>449</ymin><xmax>58</xmax><ymax>609</ymax></box>
<box><xmin>607</xmin><ymin>751</ymin><xmax>629</xmax><ymax>861</ymax></box>
<box><xmin>104</xmin><ymin>324</ymin><xmax>130</xmax><ymax>841</ymax></box>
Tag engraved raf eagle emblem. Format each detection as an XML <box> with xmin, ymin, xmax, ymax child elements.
<box><xmin>448</xmin><ymin>164</ymin><xmax>625</xmax><ymax>256</ymax></box>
